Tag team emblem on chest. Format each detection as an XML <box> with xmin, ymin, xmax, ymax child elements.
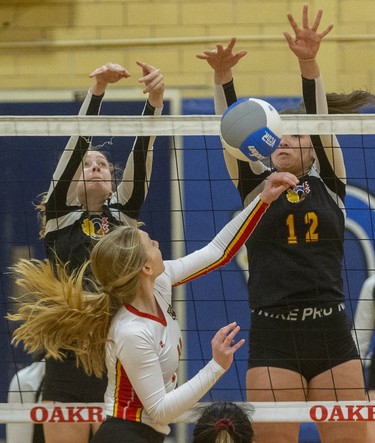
<box><xmin>81</xmin><ymin>216</ymin><xmax>110</xmax><ymax>239</ymax></box>
<box><xmin>286</xmin><ymin>181</ymin><xmax>311</xmax><ymax>203</ymax></box>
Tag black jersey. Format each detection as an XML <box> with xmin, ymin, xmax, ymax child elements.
<box><xmin>43</xmin><ymin>90</ymin><xmax>162</xmax><ymax>273</ymax></box>
<box><xmin>214</xmin><ymin>76</ymin><xmax>347</xmax><ymax>309</ymax></box>
<box><xmin>245</xmin><ymin>174</ymin><xmax>345</xmax><ymax>308</ymax></box>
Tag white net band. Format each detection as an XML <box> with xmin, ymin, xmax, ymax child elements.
<box><xmin>1</xmin><ymin>402</ymin><xmax>375</xmax><ymax>424</ymax></box>
<box><xmin>1</xmin><ymin>114</ymin><xmax>375</xmax><ymax>136</ymax></box>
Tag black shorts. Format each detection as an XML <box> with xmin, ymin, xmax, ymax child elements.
<box><xmin>42</xmin><ymin>354</ymin><xmax>107</xmax><ymax>402</ymax></box>
<box><xmin>248</xmin><ymin>303</ymin><xmax>359</xmax><ymax>381</ymax></box>
<box><xmin>91</xmin><ymin>416</ymin><xmax>165</xmax><ymax>443</ymax></box>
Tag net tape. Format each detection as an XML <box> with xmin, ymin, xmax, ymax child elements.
<box><xmin>1</xmin><ymin>114</ymin><xmax>375</xmax><ymax>136</ymax></box>
<box><xmin>1</xmin><ymin>401</ymin><xmax>375</xmax><ymax>423</ymax></box>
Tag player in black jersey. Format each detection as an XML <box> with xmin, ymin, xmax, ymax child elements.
<box><xmin>198</xmin><ymin>5</ymin><xmax>375</xmax><ymax>443</ymax></box>
<box><xmin>34</xmin><ymin>61</ymin><xmax>165</xmax><ymax>443</ymax></box>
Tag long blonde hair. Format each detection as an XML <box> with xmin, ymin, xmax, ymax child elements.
<box><xmin>7</xmin><ymin>225</ymin><xmax>147</xmax><ymax>377</ymax></box>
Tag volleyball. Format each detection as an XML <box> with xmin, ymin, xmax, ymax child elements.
<box><xmin>220</xmin><ymin>98</ymin><xmax>282</xmax><ymax>162</ymax></box>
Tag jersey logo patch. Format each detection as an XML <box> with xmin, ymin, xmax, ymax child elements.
<box><xmin>81</xmin><ymin>216</ymin><xmax>109</xmax><ymax>239</ymax></box>
<box><xmin>286</xmin><ymin>181</ymin><xmax>310</xmax><ymax>203</ymax></box>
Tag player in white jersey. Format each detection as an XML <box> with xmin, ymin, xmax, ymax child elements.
<box><xmin>8</xmin><ymin>171</ymin><xmax>297</xmax><ymax>442</ymax></box>
<box><xmin>353</xmin><ymin>274</ymin><xmax>375</xmax><ymax>443</ymax></box>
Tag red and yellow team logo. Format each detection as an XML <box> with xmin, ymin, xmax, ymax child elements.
<box><xmin>81</xmin><ymin>217</ymin><xmax>109</xmax><ymax>239</ymax></box>
<box><xmin>286</xmin><ymin>181</ymin><xmax>310</xmax><ymax>203</ymax></box>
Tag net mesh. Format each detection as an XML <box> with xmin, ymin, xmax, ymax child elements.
<box><xmin>1</xmin><ymin>114</ymin><xmax>374</xmax><ymax>440</ymax></box>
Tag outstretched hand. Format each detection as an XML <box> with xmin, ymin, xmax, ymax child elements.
<box><xmin>260</xmin><ymin>172</ymin><xmax>299</xmax><ymax>204</ymax></box>
<box><xmin>196</xmin><ymin>37</ymin><xmax>247</xmax><ymax>84</ymax></box>
<box><xmin>137</xmin><ymin>61</ymin><xmax>164</xmax><ymax>108</ymax></box>
<box><xmin>89</xmin><ymin>62</ymin><xmax>130</xmax><ymax>95</ymax></box>
<box><xmin>283</xmin><ymin>4</ymin><xmax>333</xmax><ymax>61</ymax></box>
<box><xmin>211</xmin><ymin>322</ymin><xmax>245</xmax><ymax>371</ymax></box>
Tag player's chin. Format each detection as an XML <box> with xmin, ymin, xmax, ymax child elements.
<box><xmin>274</xmin><ymin>162</ymin><xmax>292</xmax><ymax>173</ymax></box>
<box><xmin>89</xmin><ymin>182</ymin><xmax>112</xmax><ymax>196</ymax></box>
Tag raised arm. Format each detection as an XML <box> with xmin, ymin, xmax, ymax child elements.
<box><xmin>196</xmin><ymin>37</ymin><xmax>247</xmax><ymax>113</ymax></box>
<box><xmin>197</xmin><ymin>38</ymin><xmax>266</xmax><ymax>191</ymax></box>
<box><xmin>114</xmin><ymin>62</ymin><xmax>165</xmax><ymax>220</ymax></box>
<box><xmin>284</xmin><ymin>4</ymin><xmax>345</xmax><ymax>193</ymax></box>
<box><xmin>166</xmin><ymin>172</ymin><xmax>299</xmax><ymax>286</ymax></box>
<box><xmin>44</xmin><ymin>63</ymin><xmax>131</xmax><ymax>213</ymax></box>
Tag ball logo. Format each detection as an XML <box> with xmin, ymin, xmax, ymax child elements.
<box><xmin>247</xmin><ymin>145</ymin><xmax>264</xmax><ymax>160</ymax></box>
<box><xmin>220</xmin><ymin>97</ymin><xmax>282</xmax><ymax>162</ymax></box>
<box><xmin>261</xmin><ymin>131</ymin><xmax>277</xmax><ymax>148</ymax></box>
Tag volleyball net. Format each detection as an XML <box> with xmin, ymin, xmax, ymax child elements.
<box><xmin>2</xmin><ymin>400</ymin><xmax>375</xmax><ymax>423</ymax></box>
<box><xmin>1</xmin><ymin>113</ymin><xmax>375</xmax><ymax>435</ymax></box>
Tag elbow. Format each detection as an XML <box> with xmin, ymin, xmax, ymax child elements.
<box><xmin>145</xmin><ymin>407</ymin><xmax>170</xmax><ymax>427</ymax></box>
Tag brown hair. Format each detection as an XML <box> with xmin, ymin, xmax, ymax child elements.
<box><xmin>192</xmin><ymin>401</ymin><xmax>254</xmax><ymax>443</ymax></box>
<box><xmin>281</xmin><ymin>90</ymin><xmax>375</xmax><ymax>115</ymax></box>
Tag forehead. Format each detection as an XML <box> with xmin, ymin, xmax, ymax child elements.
<box><xmin>86</xmin><ymin>151</ymin><xmax>108</xmax><ymax>162</ymax></box>
<box><xmin>139</xmin><ymin>230</ymin><xmax>149</xmax><ymax>241</ymax></box>
<box><xmin>139</xmin><ymin>230</ymin><xmax>153</xmax><ymax>248</ymax></box>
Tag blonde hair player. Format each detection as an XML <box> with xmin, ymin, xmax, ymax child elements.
<box><xmin>198</xmin><ymin>4</ymin><xmax>375</xmax><ymax>443</ymax></box>
<box><xmin>27</xmin><ymin>60</ymin><xmax>164</xmax><ymax>443</ymax></box>
<box><xmin>8</xmin><ymin>172</ymin><xmax>298</xmax><ymax>443</ymax></box>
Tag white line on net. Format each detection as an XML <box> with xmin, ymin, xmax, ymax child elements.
<box><xmin>0</xmin><ymin>114</ymin><xmax>375</xmax><ymax>136</ymax></box>
<box><xmin>1</xmin><ymin>401</ymin><xmax>375</xmax><ymax>423</ymax></box>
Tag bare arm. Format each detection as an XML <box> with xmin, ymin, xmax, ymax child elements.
<box><xmin>196</xmin><ymin>37</ymin><xmax>247</xmax><ymax>86</ymax></box>
<box><xmin>89</xmin><ymin>62</ymin><xmax>131</xmax><ymax>95</ymax></box>
<box><xmin>283</xmin><ymin>4</ymin><xmax>333</xmax><ymax>80</ymax></box>
<box><xmin>284</xmin><ymin>5</ymin><xmax>345</xmax><ymax>188</ymax></box>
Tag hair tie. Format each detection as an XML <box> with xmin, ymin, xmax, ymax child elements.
<box><xmin>214</xmin><ymin>418</ymin><xmax>235</xmax><ymax>434</ymax></box>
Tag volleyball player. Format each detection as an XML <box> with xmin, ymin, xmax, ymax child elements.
<box><xmin>8</xmin><ymin>171</ymin><xmax>298</xmax><ymax>443</ymax></box>
<box><xmin>32</xmin><ymin>61</ymin><xmax>165</xmax><ymax>443</ymax></box>
<box><xmin>353</xmin><ymin>273</ymin><xmax>375</xmax><ymax>443</ymax></box>
<box><xmin>191</xmin><ymin>401</ymin><xmax>254</xmax><ymax>443</ymax></box>
<box><xmin>6</xmin><ymin>358</ymin><xmax>45</xmax><ymax>443</ymax></box>
<box><xmin>198</xmin><ymin>4</ymin><xmax>375</xmax><ymax>442</ymax></box>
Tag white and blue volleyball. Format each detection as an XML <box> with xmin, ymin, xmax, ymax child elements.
<box><xmin>220</xmin><ymin>98</ymin><xmax>282</xmax><ymax>162</ymax></box>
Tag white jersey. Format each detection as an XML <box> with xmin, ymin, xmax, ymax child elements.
<box><xmin>353</xmin><ymin>274</ymin><xmax>375</xmax><ymax>362</ymax></box>
<box><xmin>104</xmin><ymin>195</ymin><xmax>269</xmax><ymax>434</ymax></box>
<box><xmin>7</xmin><ymin>361</ymin><xmax>45</xmax><ymax>443</ymax></box>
